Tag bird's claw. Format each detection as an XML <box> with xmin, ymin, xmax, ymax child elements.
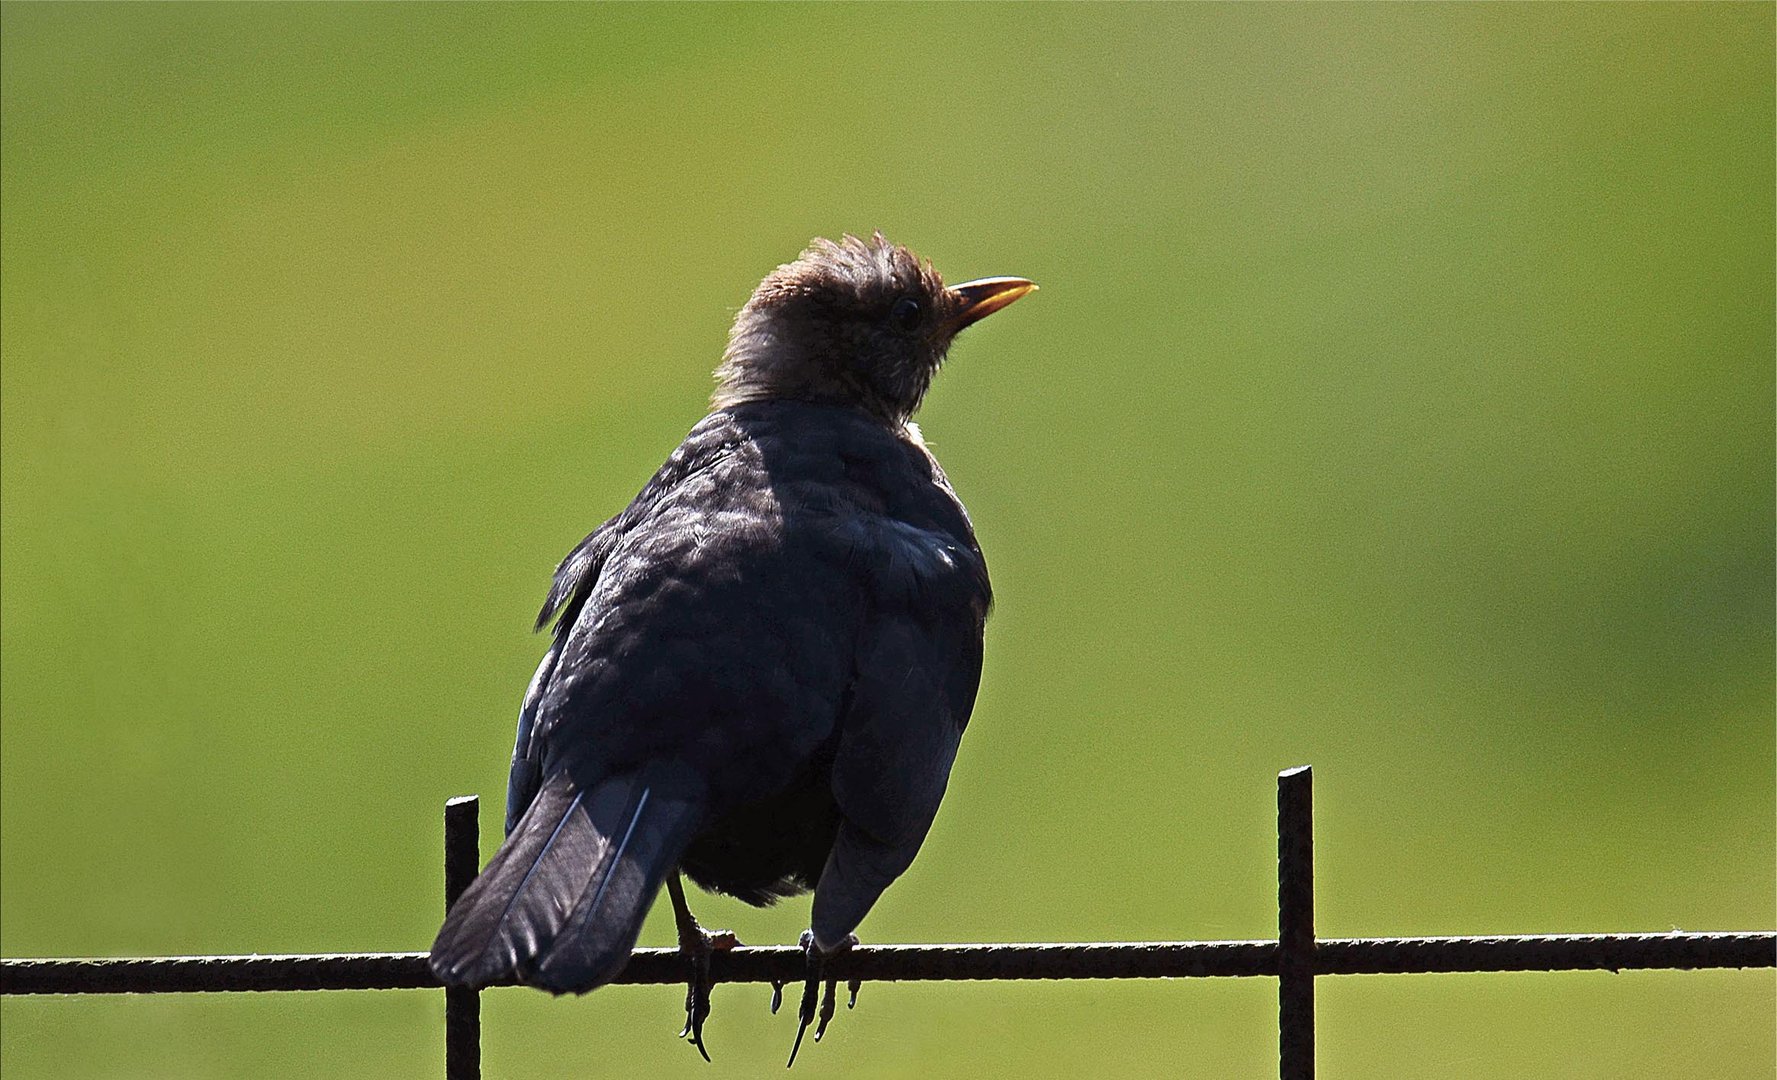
<box><xmin>814</xmin><ymin>975</ymin><xmax>839</xmax><ymax>1041</ymax></box>
<box><xmin>786</xmin><ymin>930</ymin><xmax>857</xmax><ymax>1068</ymax></box>
<box><xmin>676</xmin><ymin>923</ymin><xmax>740</xmax><ymax>1062</ymax></box>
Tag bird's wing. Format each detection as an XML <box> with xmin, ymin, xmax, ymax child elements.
<box><xmin>505</xmin><ymin>412</ymin><xmax>749</xmax><ymax>831</ymax></box>
<box><xmin>810</xmin><ymin>516</ymin><xmax>988</xmax><ymax>950</ymax></box>
<box><xmin>505</xmin><ymin>635</ymin><xmax>562</xmax><ymax>835</ymax></box>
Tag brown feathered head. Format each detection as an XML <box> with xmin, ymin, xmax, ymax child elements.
<box><xmin>714</xmin><ymin>233</ymin><xmax>1034</xmax><ymax>424</ymax></box>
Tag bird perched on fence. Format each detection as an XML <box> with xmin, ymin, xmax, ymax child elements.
<box><xmin>429</xmin><ymin>233</ymin><xmax>1034</xmax><ymax>1063</ymax></box>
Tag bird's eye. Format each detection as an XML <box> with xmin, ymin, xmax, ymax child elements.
<box><xmin>890</xmin><ymin>297</ymin><xmax>922</xmax><ymax>332</ymax></box>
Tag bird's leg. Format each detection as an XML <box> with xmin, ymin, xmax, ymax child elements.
<box><xmin>666</xmin><ymin>872</ymin><xmax>740</xmax><ymax>1062</ymax></box>
<box><xmin>786</xmin><ymin>929</ymin><xmax>857</xmax><ymax>1067</ymax></box>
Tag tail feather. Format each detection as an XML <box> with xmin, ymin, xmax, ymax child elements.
<box><xmin>430</xmin><ymin>767</ymin><xmax>704</xmax><ymax>994</ymax></box>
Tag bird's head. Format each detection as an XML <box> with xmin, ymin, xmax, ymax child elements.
<box><xmin>713</xmin><ymin>233</ymin><xmax>1035</xmax><ymax>425</ymax></box>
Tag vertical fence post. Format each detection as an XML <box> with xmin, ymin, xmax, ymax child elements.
<box><xmin>444</xmin><ymin>797</ymin><xmax>482</xmax><ymax>1080</ymax></box>
<box><xmin>1277</xmin><ymin>766</ymin><xmax>1315</xmax><ymax>1080</ymax></box>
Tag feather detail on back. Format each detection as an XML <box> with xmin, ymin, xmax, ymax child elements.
<box><xmin>533</xmin><ymin>424</ymin><xmax>749</xmax><ymax>633</ymax></box>
<box><xmin>536</xmin><ymin>527</ymin><xmax>618</xmax><ymax>631</ymax></box>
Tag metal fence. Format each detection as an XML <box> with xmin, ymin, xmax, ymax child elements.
<box><xmin>3</xmin><ymin>766</ymin><xmax>1772</xmax><ymax>1079</ymax></box>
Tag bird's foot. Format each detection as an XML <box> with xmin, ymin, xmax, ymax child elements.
<box><xmin>675</xmin><ymin>920</ymin><xmax>741</xmax><ymax>1062</ymax></box>
<box><xmin>786</xmin><ymin>930</ymin><xmax>858</xmax><ymax>1068</ymax></box>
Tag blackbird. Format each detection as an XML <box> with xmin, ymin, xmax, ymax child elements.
<box><xmin>429</xmin><ymin>233</ymin><xmax>1034</xmax><ymax>1063</ymax></box>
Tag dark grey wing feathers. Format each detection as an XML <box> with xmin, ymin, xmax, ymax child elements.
<box><xmin>812</xmin><ymin>515</ymin><xmax>987</xmax><ymax>950</ymax></box>
<box><xmin>509</xmin><ymin>412</ymin><xmax>750</xmax><ymax>829</ymax></box>
<box><xmin>506</xmin><ymin>635</ymin><xmax>563</xmax><ymax>835</ymax></box>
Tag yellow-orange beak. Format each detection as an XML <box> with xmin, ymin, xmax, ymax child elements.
<box><xmin>946</xmin><ymin>276</ymin><xmax>1037</xmax><ymax>333</ymax></box>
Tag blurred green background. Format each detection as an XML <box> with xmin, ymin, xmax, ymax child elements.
<box><xmin>2</xmin><ymin>4</ymin><xmax>1771</xmax><ymax>1078</ymax></box>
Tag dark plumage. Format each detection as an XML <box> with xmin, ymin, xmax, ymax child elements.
<box><xmin>430</xmin><ymin>233</ymin><xmax>1033</xmax><ymax>1059</ymax></box>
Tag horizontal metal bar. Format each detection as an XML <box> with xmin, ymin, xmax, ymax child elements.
<box><xmin>2</xmin><ymin>953</ymin><xmax>438</xmax><ymax>995</ymax></box>
<box><xmin>3</xmin><ymin>932</ymin><xmax>1770</xmax><ymax>996</ymax></box>
<box><xmin>0</xmin><ymin>942</ymin><xmax>1270</xmax><ymax>995</ymax></box>
<box><xmin>1316</xmin><ymin>933</ymin><xmax>1777</xmax><ymax>975</ymax></box>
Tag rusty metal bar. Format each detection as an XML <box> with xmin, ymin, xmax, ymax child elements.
<box><xmin>5</xmin><ymin>931</ymin><xmax>1770</xmax><ymax>996</ymax></box>
<box><xmin>1316</xmin><ymin>933</ymin><xmax>1777</xmax><ymax>974</ymax></box>
<box><xmin>1</xmin><ymin>953</ymin><xmax>439</xmax><ymax>993</ymax></box>
<box><xmin>443</xmin><ymin>797</ymin><xmax>481</xmax><ymax>1080</ymax></box>
<box><xmin>1277</xmin><ymin>766</ymin><xmax>1315</xmax><ymax>1080</ymax></box>
<box><xmin>0</xmin><ymin>941</ymin><xmax>1273</xmax><ymax>995</ymax></box>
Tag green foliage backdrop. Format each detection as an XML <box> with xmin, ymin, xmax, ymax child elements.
<box><xmin>3</xmin><ymin>5</ymin><xmax>1771</xmax><ymax>1077</ymax></box>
